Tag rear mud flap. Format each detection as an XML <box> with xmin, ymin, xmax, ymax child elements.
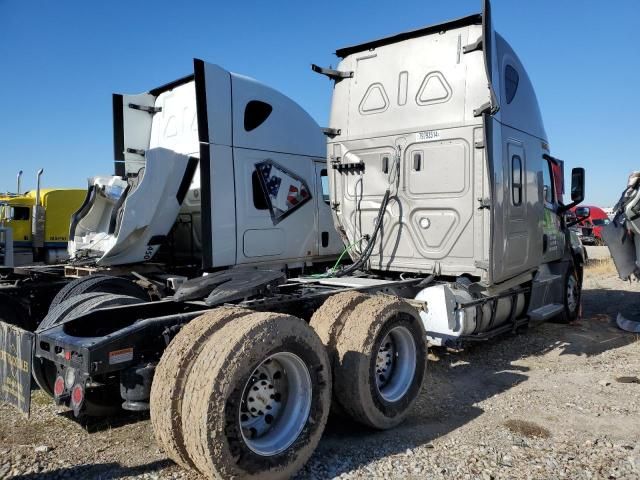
<box><xmin>0</xmin><ymin>321</ymin><xmax>34</xmax><ymax>415</ymax></box>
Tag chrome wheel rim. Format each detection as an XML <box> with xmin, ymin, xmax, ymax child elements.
<box><xmin>567</xmin><ymin>274</ymin><xmax>578</xmax><ymax>313</ymax></box>
<box><xmin>375</xmin><ymin>325</ymin><xmax>417</xmax><ymax>402</ymax></box>
<box><xmin>239</xmin><ymin>352</ymin><xmax>312</xmax><ymax>456</ymax></box>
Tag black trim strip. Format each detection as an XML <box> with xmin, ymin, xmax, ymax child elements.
<box><xmin>481</xmin><ymin>0</ymin><xmax>500</xmax><ymax>114</ymax></box>
<box><xmin>69</xmin><ymin>184</ymin><xmax>95</xmax><ymax>240</ymax></box>
<box><xmin>194</xmin><ymin>58</ymin><xmax>213</xmax><ymax>269</ymax></box>
<box><xmin>335</xmin><ymin>13</ymin><xmax>481</xmax><ymax>58</ymax></box>
<box><xmin>199</xmin><ymin>143</ymin><xmax>213</xmax><ymax>268</ymax></box>
<box><xmin>148</xmin><ymin>74</ymin><xmax>194</xmax><ymax>97</ymax></box>
<box><xmin>112</xmin><ymin>94</ymin><xmax>125</xmax><ymax>177</ymax></box>
<box><xmin>176</xmin><ymin>157</ymin><xmax>199</xmax><ymax>204</ymax></box>
<box><xmin>194</xmin><ymin>59</ymin><xmax>210</xmax><ymax>144</ymax></box>
<box><xmin>483</xmin><ymin>112</ymin><xmax>495</xmax><ymax>284</ymax></box>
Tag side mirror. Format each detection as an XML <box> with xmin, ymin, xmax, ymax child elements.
<box><xmin>558</xmin><ymin>167</ymin><xmax>585</xmax><ymax>214</ymax></box>
<box><xmin>570</xmin><ymin>167</ymin><xmax>585</xmax><ymax>204</ymax></box>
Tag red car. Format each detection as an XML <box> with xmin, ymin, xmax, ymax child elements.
<box><xmin>572</xmin><ymin>205</ymin><xmax>611</xmax><ymax>245</ymax></box>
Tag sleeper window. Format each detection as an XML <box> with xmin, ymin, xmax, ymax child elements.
<box><xmin>505</xmin><ymin>65</ymin><xmax>519</xmax><ymax>104</ymax></box>
<box><xmin>244</xmin><ymin>100</ymin><xmax>273</xmax><ymax>132</ymax></box>
<box><xmin>252</xmin><ymin>171</ymin><xmax>269</xmax><ymax>210</ymax></box>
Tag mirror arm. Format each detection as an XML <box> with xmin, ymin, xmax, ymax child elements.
<box><xmin>566</xmin><ymin>214</ymin><xmax>589</xmax><ymax>228</ymax></box>
<box><xmin>558</xmin><ymin>197</ymin><xmax>584</xmax><ymax>214</ymax></box>
<box><xmin>558</xmin><ymin>202</ymin><xmax>574</xmax><ymax>214</ymax></box>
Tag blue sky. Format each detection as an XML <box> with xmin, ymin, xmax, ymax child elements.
<box><xmin>1</xmin><ymin>0</ymin><xmax>637</xmax><ymax>206</ymax></box>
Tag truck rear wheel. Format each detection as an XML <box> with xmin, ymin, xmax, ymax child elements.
<box><xmin>33</xmin><ymin>293</ymin><xmax>146</xmax><ymax>397</ymax></box>
<box><xmin>332</xmin><ymin>295</ymin><xmax>426</xmax><ymax>430</ymax></box>
<box><xmin>49</xmin><ymin>275</ymin><xmax>149</xmax><ymax>311</ymax></box>
<box><xmin>181</xmin><ymin>312</ymin><xmax>331</xmax><ymax>479</ymax></box>
<box><xmin>310</xmin><ymin>291</ymin><xmax>369</xmax><ymax>417</ymax></box>
<box><xmin>309</xmin><ymin>291</ymin><xmax>369</xmax><ymax>351</ymax></box>
<box><xmin>150</xmin><ymin>306</ymin><xmax>252</xmax><ymax>471</ymax></box>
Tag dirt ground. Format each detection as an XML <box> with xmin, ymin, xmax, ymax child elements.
<box><xmin>1</xmin><ymin>260</ymin><xmax>639</xmax><ymax>479</ymax></box>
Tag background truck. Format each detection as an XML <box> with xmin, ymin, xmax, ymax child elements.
<box><xmin>0</xmin><ymin>1</ymin><xmax>586</xmax><ymax>479</ymax></box>
<box><xmin>571</xmin><ymin>205</ymin><xmax>611</xmax><ymax>245</ymax></box>
<box><xmin>0</xmin><ymin>170</ymin><xmax>86</xmax><ymax>266</ymax></box>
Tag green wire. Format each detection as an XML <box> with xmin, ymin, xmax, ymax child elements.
<box><xmin>308</xmin><ymin>237</ymin><xmax>365</xmax><ymax>278</ymax></box>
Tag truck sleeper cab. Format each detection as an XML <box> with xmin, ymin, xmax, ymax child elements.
<box><xmin>69</xmin><ymin>60</ymin><xmax>341</xmax><ymax>270</ymax></box>
<box><xmin>323</xmin><ymin>0</ymin><xmax>585</xmax><ymax>344</ymax></box>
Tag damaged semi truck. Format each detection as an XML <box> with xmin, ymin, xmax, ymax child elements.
<box><xmin>0</xmin><ymin>62</ymin><xmax>342</xmax><ymax>330</ymax></box>
<box><xmin>0</xmin><ymin>1</ymin><xmax>586</xmax><ymax>478</ymax></box>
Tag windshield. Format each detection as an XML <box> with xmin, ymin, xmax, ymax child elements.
<box><xmin>592</xmin><ymin>218</ymin><xmax>610</xmax><ymax>226</ymax></box>
<box><xmin>575</xmin><ymin>207</ymin><xmax>589</xmax><ymax>217</ymax></box>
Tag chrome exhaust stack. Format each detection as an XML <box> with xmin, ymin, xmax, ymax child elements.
<box><xmin>32</xmin><ymin>168</ymin><xmax>45</xmax><ymax>251</ymax></box>
<box><xmin>35</xmin><ymin>169</ymin><xmax>44</xmax><ymax>206</ymax></box>
<box><xmin>16</xmin><ymin>170</ymin><xmax>23</xmax><ymax>195</ymax></box>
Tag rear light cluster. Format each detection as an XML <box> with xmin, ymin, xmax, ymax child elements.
<box><xmin>53</xmin><ymin>376</ymin><xmax>65</xmax><ymax>397</ymax></box>
<box><xmin>53</xmin><ymin>369</ymin><xmax>85</xmax><ymax>414</ymax></box>
<box><xmin>71</xmin><ymin>384</ymin><xmax>84</xmax><ymax>410</ymax></box>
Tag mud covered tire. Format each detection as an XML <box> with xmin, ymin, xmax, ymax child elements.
<box><xmin>309</xmin><ymin>291</ymin><xmax>369</xmax><ymax>352</ymax></box>
<box><xmin>49</xmin><ymin>275</ymin><xmax>149</xmax><ymax>311</ymax></box>
<box><xmin>150</xmin><ymin>306</ymin><xmax>252</xmax><ymax>471</ymax></box>
<box><xmin>33</xmin><ymin>293</ymin><xmax>146</xmax><ymax>397</ymax></box>
<box><xmin>332</xmin><ymin>295</ymin><xmax>426</xmax><ymax>430</ymax></box>
<box><xmin>310</xmin><ymin>291</ymin><xmax>369</xmax><ymax>417</ymax></box>
<box><xmin>181</xmin><ymin>312</ymin><xmax>331</xmax><ymax>479</ymax></box>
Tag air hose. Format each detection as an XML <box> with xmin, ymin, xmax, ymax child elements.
<box><xmin>334</xmin><ymin>189</ymin><xmax>391</xmax><ymax>277</ymax></box>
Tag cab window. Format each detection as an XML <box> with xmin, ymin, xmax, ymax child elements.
<box><xmin>10</xmin><ymin>206</ymin><xmax>30</xmax><ymax>221</ymax></box>
<box><xmin>542</xmin><ymin>159</ymin><xmax>554</xmax><ymax>206</ymax></box>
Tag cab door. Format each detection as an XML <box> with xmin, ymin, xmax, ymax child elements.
<box><xmin>233</xmin><ymin>150</ymin><xmax>318</xmax><ymax>264</ymax></box>
<box><xmin>541</xmin><ymin>156</ymin><xmax>565</xmax><ymax>263</ymax></box>
<box><xmin>502</xmin><ymin>142</ymin><xmax>530</xmax><ymax>272</ymax></box>
<box><xmin>315</xmin><ymin>163</ymin><xmax>341</xmax><ymax>258</ymax></box>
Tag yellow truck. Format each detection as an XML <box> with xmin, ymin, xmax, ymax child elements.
<box><xmin>0</xmin><ymin>171</ymin><xmax>85</xmax><ymax>266</ymax></box>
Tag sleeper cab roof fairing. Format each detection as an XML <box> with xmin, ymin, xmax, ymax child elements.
<box><xmin>335</xmin><ymin>13</ymin><xmax>482</xmax><ymax>58</ymax></box>
<box><xmin>495</xmin><ymin>33</ymin><xmax>548</xmax><ymax>142</ymax></box>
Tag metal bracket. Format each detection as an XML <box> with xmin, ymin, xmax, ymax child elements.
<box><xmin>473</xmin><ymin>101</ymin><xmax>493</xmax><ymax>117</ymax></box>
<box><xmin>322</xmin><ymin>127</ymin><xmax>342</xmax><ymax>138</ymax></box>
<box><xmin>474</xmin><ymin>260</ymin><xmax>489</xmax><ymax>271</ymax></box>
<box><xmin>128</xmin><ymin>103</ymin><xmax>162</xmax><ymax>114</ymax></box>
<box><xmin>463</xmin><ymin>37</ymin><xmax>483</xmax><ymax>54</ymax></box>
<box><xmin>126</xmin><ymin>148</ymin><xmax>145</xmax><ymax>156</ymax></box>
<box><xmin>311</xmin><ymin>64</ymin><xmax>354</xmax><ymax>81</ymax></box>
<box><xmin>477</xmin><ymin>197</ymin><xmax>491</xmax><ymax>210</ymax></box>
<box><xmin>331</xmin><ymin>162</ymin><xmax>365</xmax><ymax>173</ymax></box>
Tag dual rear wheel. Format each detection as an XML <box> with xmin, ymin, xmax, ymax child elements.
<box><xmin>151</xmin><ymin>293</ymin><xmax>427</xmax><ymax>478</ymax></box>
<box><xmin>151</xmin><ymin>310</ymin><xmax>331</xmax><ymax>479</ymax></box>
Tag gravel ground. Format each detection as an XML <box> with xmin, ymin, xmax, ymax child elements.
<box><xmin>1</xmin><ymin>261</ymin><xmax>639</xmax><ymax>480</ymax></box>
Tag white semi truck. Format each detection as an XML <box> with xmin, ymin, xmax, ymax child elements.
<box><xmin>0</xmin><ymin>1</ymin><xmax>586</xmax><ymax>479</ymax></box>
